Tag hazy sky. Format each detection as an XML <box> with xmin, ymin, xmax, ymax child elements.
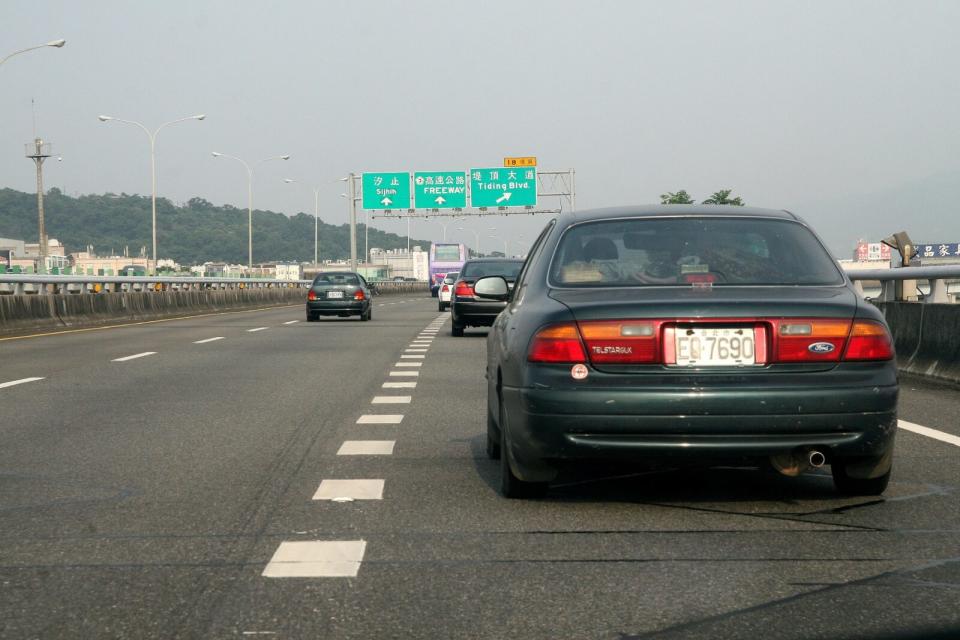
<box><xmin>2</xmin><ymin>0</ymin><xmax>959</xmax><ymax>257</ymax></box>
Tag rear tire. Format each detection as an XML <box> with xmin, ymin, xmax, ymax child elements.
<box><xmin>360</xmin><ymin>307</ymin><xmax>371</xmax><ymax>321</ymax></box>
<box><xmin>486</xmin><ymin>409</ymin><xmax>501</xmax><ymax>460</ymax></box>
<box><xmin>832</xmin><ymin>458</ymin><xmax>892</xmax><ymax>496</ymax></box>
<box><xmin>451</xmin><ymin>323</ymin><xmax>464</xmax><ymax>337</ymax></box>
<box><xmin>499</xmin><ymin>396</ymin><xmax>547</xmax><ymax>499</ymax></box>
<box><xmin>306</xmin><ymin>312</ymin><xmax>317</xmax><ymax>322</ymax></box>
<box><xmin>438</xmin><ymin>301</ymin><xmax>444</xmax><ymax>312</ymax></box>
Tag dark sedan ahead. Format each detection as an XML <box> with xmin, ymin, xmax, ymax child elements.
<box><xmin>450</xmin><ymin>258</ymin><xmax>524</xmax><ymax>337</ymax></box>
<box><xmin>306</xmin><ymin>271</ymin><xmax>372</xmax><ymax>321</ymax></box>
<box><xmin>477</xmin><ymin>206</ymin><xmax>898</xmax><ymax>498</ymax></box>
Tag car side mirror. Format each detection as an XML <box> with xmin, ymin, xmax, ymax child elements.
<box><xmin>474</xmin><ymin>276</ymin><xmax>510</xmax><ymax>301</ymax></box>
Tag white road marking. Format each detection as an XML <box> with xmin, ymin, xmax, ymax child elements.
<box><xmin>899</xmin><ymin>420</ymin><xmax>960</xmax><ymax>448</ymax></box>
<box><xmin>337</xmin><ymin>440</ymin><xmax>395</xmax><ymax>455</ymax></box>
<box><xmin>247</xmin><ymin>327</ymin><xmax>269</xmax><ymax>333</ymax></box>
<box><xmin>372</xmin><ymin>395</ymin><xmax>411</xmax><ymax>403</ymax></box>
<box><xmin>395</xmin><ymin>362</ymin><xmax>422</xmax><ymax>367</ymax></box>
<box><xmin>193</xmin><ymin>337</ymin><xmax>225</xmax><ymax>344</ymax></box>
<box><xmin>383</xmin><ymin>381</ymin><xmax>416</xmax><ymax>388</ymax></box>
<box><xmin>389</xmin><ymin>371</ymin><xmax>419</xmax><ymax>377</ymax></box>
<box><xmin>262</xmin><ymin>540</ymin><xmax>366</xmax><ymax>578</ymax></box>
<box><xmin>405</xmin><ymin>349</ymin><xmax>428</xmax><ymax>353</ymax></box>
<box><xmin>400</xmin><ymin>355</ymin><xmax>426</xmax><ymax>359</ymax></box>
<box><xmin>0</xmin><ymin>377</ymin><xmax>45</xmax><ymax>390</ymax></box>
<box><xmin>356</xmin><ymin>414</ymin><xmax>403</xmax><ymax>424</ymax></box>
<box><xmin>283</xmin><ymin>320</ymin><xmax>299</xmax><ymax>325</ymax></box>
<box><xmin>111</xmin><ymin>352</ymin><xmax>157</xmax><ymax>362</ymax></box>
<box><xmin>314</xmin><ymin>479</ymin><xmax>385</xmax><ymax>501</ymax></box>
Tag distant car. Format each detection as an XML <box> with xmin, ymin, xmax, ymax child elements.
<box><xmin>438</xmin><ymin>271</ymin><xmax>459</xmax><ymax>311</ymax></box>
<box><xmin>306</xmin><ymin>271</ymin><xmax>372</xmax><ymax>321</ymax></box>
<box><xmin>478</xmin><ymin>205</ymin><xmax>898</xmax><ymax>498</ymax></box>
<box><xmin>450</xmin><ymin>258</ymin><xmax>524</xmax><ymax>336</ymax></box>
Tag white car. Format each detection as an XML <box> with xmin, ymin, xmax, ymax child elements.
<box><xmin>437</xmin><ymin>271</ymin><xmax>459</xmax><ymax>311</ymax></box>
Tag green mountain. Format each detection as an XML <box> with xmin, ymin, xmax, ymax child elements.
<box><xmin>0</xmin><ymin>187</ymin><xmax>432</xmax><ymax>265</ymax></box>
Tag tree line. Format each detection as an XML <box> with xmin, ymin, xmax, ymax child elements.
<box><xmin>660</xmin><ymin>189</ymin><xmax>744</xmax><ymax>206</ymax></box>
<box><xmin>0</xmin><ymin>188</ymin><xmax>432</xmax><ymax>265</ymax></box>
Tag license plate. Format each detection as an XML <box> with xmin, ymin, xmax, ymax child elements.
<box><xmin>675</xmin><ymin>327</ymin><xmax>755</xmax><ymax>366</ymax></box>
<box><xmin>326</xmin><ymin>291</ymin><xmax>343</xmax><ymax>299</ymax></box>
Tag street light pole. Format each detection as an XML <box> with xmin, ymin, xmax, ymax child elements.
<box><xmin>340</xmin><ymin>174</ymin><xmax>358</xmax><ymax>271</ymax></box>
<box><xmin>213</xmin><ymin>152</ymin><xmax>290</xmax><ymax>271</ymax></box>
<box><xmin>100</xmin><ymin>114</ymin><xmax>205</xmax><ymax>274</ymax></box>
<box><xmin>284</xmin><ymin>179</ymin><xmax>321</xmax><ymax>266</ymax></box>
<box><xmin>0</xmin><ymin>39</ymin><xmax>66</xmax><ymax>68</ymax></box>
<box><xmin>489</xmin><ymin>235</ymin><xmax>508</xmax><ymax>257</ymax></box>
<box><xmin>457</xmin><ymin>227</ymin><xmax>480</xmax><ymax>257</ymax></box>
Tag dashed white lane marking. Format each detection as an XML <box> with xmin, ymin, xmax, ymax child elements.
<box><xmin>395</xmin><ymin>362</ymin><xmax>422</xmax><ymax>367</ymax></box>
<box><xmin>899</xmin><ymin>420</ymin><xmax>960</xmax><ymax>448</ymax></box>
<box><xmin>383</xmin><ymin>381</ymin><xmax>417</xmax><ymax>388</ymax></box>
<box><xmin>193</xmin><ymin>337</ymin><xmax>225</xmax><ymax>344</ymax></box>
<box><xmin>283</xmin><ymin>320</ymin><xmax>299</xmax><ymax>325</ymax></box>
<box><xmin>372</xmin><ymin>395</ymin><xmax>411</xmax><ymax>403</ymax></box>
<box><xmin>262</xmin><ymin>540</ymin><xmax>366</xmax><ymax>578</ymax></box>
<box><xmin>314</xmin><ymin>479</ymin><xmax>385</xmax><ymax>501</ymax></box>
<box><xmin>356</xmin><ymin>414</ymin><xmax>403</xmax><ymax>424</ymax></box>
<box><xmin>405</xmin><ymin>349</ymin><xmax>429</xmax><ymax>353</ymax></box>
<box><xmin>400</xmin><ymin>355</ymin><xmax>425</xmax><ymax>359</ymax></box>
<box><xmin>0</xmin><ymin>377</ymin><xmax>45</xmax><ymax>390</ymax></box>
<box><xmin>337</xmin><ymin>441</ymin><xmax>395</xmax><ymax>455</ymax></box>
<box><xmin>247</xmin><ymin>327</ymin><xmax>269</xmax><ymax>333</ymax></box>
<box><xmin>389</xmin><ymin>371</ymin><xmax>419</xmax><ymax>377</ymax></box>
<box><xmin>111</xmin><ymin>352</ymin><xmax>157</xmax><ymax>362</ymax></box>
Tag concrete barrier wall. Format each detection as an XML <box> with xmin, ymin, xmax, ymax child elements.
<box><xmin>877</xmin><ymin>302</ymin><xmax>960</xmax><ymax>383</ymax></box>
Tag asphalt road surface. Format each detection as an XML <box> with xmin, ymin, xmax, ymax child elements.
<box><xmin>1</xmin><ymin>298</ymin><xmax>959</xmax><ymax>639</ymax></box>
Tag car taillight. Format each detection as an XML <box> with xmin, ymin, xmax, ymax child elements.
<box><xmin>527</xmin><ymin>323</ymin><xmax>587</xmax><ymax>363</ymax></box>
<box><xmin>843</xmin><ymin>320</ymin><xmax>894</xmax><ymax>361</ymax></box>
<box><xmin>455</xmin><ymin>281</ymin><xmax>474</xmax><ymax>297</ymax></box>
<box><xmin>354</xmin><ymin>290</ymin><xmax>365</xmax><ymax>301</ymax></box>
<box><xmin>441</xmin><ymin>284</ymin><xmax>449</xmax><ymax>293</ymax></box>
<box><xmin>774</xmin><ymin>319</ymin><xmax>850</xmax><ymax>362</ymax></box>
<box><xmin>579</xmin><ymin>320</ymin><xmax>659</xmax><ymax>364</ymax></box>
<box><xmin>307</xmin><ymin>290</ymin><xmax>317</xmax><ymax>301</ymax></box>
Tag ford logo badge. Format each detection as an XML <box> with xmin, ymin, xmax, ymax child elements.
<box><xmin>808</xmin><ymin>342</ymin><xmax>836</xmax><ymax>354</ymax></box>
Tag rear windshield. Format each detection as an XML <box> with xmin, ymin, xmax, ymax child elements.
<box><xmin>549</xmin><ymin>217</ymin><xmax>843</xmax><ymax>287</ymax></box>
<box><xmin>443</xmin><ymin>272</ymin><xmax>459</xmax><ymax>283</ymax></box>
<box><xmin>461</xmin><ymin>261</ymin><xmax>523</xmax><ymax>279</ymax></box>
<box><xmin>314</xmin><ymin>273</ymin><xmax>360</xmax><ymax>286</ymax></box>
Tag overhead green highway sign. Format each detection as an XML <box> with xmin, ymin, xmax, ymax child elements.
<box><xmin>469</xmin><ymin>167</ymin><xmax>537</xmax><ymax>207</ymax></box>
<box><xmin>413</xmin><ymin>171</ymin><xmax>467</xmax><ymax>209</ymax></box>
<box><xmin>362</xmin><ymin>172</ymin><xmax>410</xmax><ymax>209</ymax></box>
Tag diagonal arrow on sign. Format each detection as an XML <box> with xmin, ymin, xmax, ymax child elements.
<box><xmin>495</xmin><ymin>192</ymin><xmax>512</xmax><ymax>204</ymax></box>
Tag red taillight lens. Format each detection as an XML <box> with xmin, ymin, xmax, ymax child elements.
<box><xmin>843</xmin><ymin>320</ymin><xmax>894</xmax><ymax>361</ymax></box>
<box><xmin>775</xmin><ymin>319</ymin><xmax>850</xmax><ymax>362</ymax></box>
<box><xmin>354</xmin><ymin>290</ymin><xmax>365</xmax><ymax>301</ymax></box>
<box><xmin>454</xmin><ymin>281</ymin><xmax>474</xmax><ymax>297</ymax></box>
<box><xmin>527</xmin><ymin>324</ymin><xmax>587</xmax><ymax>363</ymax></box>
<box><xmin>579</xmin><ymin>321</ymin><xmax>659</xmax><ymax>363</ymax></box>
<box><xmin>307</xmin><ymin>290</ymin><xmax>317</xmax><ymax>301</ymax></box>
<box><xmin>441</xmin><ymin>284</ymin><xmax>449</xmax><ymax>293</ymax></box>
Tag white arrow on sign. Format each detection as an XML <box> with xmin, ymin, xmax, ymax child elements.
<box><xmin>495</xmin><ymin>192</ymin><xmax>512</xmax><ymax>204</ymax></box>
<box><xmin>381</xmin><ymin>197</ymin><xmax>393</xmax><ymax>206</ymax></box>
<box><xmin>435</xmin><ymin>196</ymin><xmax>446</xmax><ymax>205</ymax></box>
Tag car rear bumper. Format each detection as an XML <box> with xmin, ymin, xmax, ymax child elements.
<box><xmin>307</xmin><ymin>300</ymin><xmax>366</xmax><ymax>314</ymax></box>
<box><xmin>500</xmin><ymin>380</ymin><xmax>898</xmax><ymax>480</ymax></box>
<box><xmin>451</xmin><ymin>300</ymin><xmax>506</xmax><ymax>326</ymax></box>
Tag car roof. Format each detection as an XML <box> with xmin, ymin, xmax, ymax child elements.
<box><xmin>463</xmin><ymin>257</ymin><xmax>525</xmax><ymax>263</ymax></box>
<box><xmin>558</xmin><ymin>205</ymin><xmax>798</xmax><ymax>224</ymax></box>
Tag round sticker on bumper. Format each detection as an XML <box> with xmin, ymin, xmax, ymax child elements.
<box><xmin>571</xmin><ymin>364</ymin><xmax>589</xmax><ymax>380</ymax></box>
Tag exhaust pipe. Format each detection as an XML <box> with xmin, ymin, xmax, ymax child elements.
<box><xmin>808</xmin><ymin>450</ymin><xmax>826</xmax><ymax>468</ymax></box>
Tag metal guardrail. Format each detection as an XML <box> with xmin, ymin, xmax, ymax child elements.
<box><xmin>846</xmin><ymin>266</ymin><xmax>960</xmax><ymax>303</ymax></box>
<box><xmin>0</xmin><ymin>274</ymin><xmax>431</xmax><ymax>296</ymax></box>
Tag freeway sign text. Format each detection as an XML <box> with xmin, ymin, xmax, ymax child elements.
<box><xmin>413</xmin><ymin>171</ymin><xmax>467</xmax><ymax>209</ymax></box>
<box><xmin>362</xmin><ymin>172</ymin><xmax>411</xmax><ymax>210</ymax></box>
<box><xmin>469</xmin><ymin>167</ymin><xmax>537</xmax><ymax>208</ymax></box>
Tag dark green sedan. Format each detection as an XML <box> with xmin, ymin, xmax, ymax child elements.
<box><xmin>476</xmin><ymin>206</ymin><xmax>897</xmax><ymax>498</ymax></box>
<box><xmin>306</xmin><ymin>271</ymin><xmax>372</xmax><ymax>321</ymax></box>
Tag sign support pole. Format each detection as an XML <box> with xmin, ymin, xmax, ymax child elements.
<box><xmin>348</xmin><ymin>172</ymin><xmax>357</xmax><ymax>271</ymax></box>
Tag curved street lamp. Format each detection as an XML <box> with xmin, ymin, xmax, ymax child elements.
<box><xmin>0</xmin><ymin>39</ymin><xmax>66</xmax><ymax>68</ymax></box>
<box><xmin>99</xmin><ymin>114</ymin><xmax>205</xmax><ymax>274</ymax></box>
<box><xmin>213</xmin><ymin>152</ymin><xmax>290</xmax><ymax>270</ymax></box>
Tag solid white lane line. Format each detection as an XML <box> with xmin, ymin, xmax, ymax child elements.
<box><xmin>193</xmin><ymin>337</ymin><xmax>225</xmax><ymax>344</ymax></box>
<box><xmin>283</xmin><ymin>320</ymin><xmax>299</xmax><ymax>325</ymax></box>
<box><xmin>112</xmin><ymin>352</ymin><xmax>157</xmax><ymax>362</ymax></box>
<box><xmin>262</xmin><ymin>540</ymin><xmax>366</xmax><ymax>578</ymax></box>
<box><xmin>389</xmin><ymin>371</ymin><xmax>419</xmax><ymax>377</ymax></box>
<box><xmin>372</xmin><ymin>395</ymin><xmax>411</xmax><ymax>403</ymax></box>
<box><xmin>313</xmin><ymin>479</ymin><xmax>384</xmax><ymax>501</ymax></box>
<box><xmin>383</xmin><ymin>382</ymin><xmax>417</xmax><ymax>388</ymax></box>
<box><xmin>0</xmin><ymin>377</ymin><xmax>45</xmax><ymax>390</ymax></box>
<box><xmin>395</xmin><ymin>362</ymin><xmax>422</xmax><ymax>367</ymax></box>
<box><xmin>337</xmin><ymin>441</ymin><xmax>395</xmax><ymax>455</ymax></box>
<box><xmin>356</xmin><ymin>414</ymin><xmax>403</xmax><ymax>424</ymax></box>
<box><xmin>400</xmin><ymin>355</ymin><xmax>425</xmax><ymax>359</ymax></box>
<box><xmin>899</xmin><ymin>420</ymin><xmax>960</xmax><ymax>448</ymax></box>
<box><xmin>247</xmin><ymin>327</ymin><xmax>269</xmax><ymax>333</ymax></box>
